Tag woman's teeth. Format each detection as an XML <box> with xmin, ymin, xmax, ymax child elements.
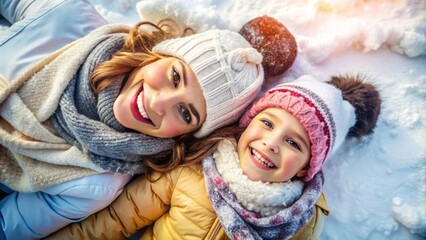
<box><xmin>137</xmin><ymin>92</ymin><xmax>150</xmax><ymax>120</ymax></box>
<box><xmin>251</xmin><ymin>148</ymin><xmax>275</xmax><ymax>168</ymax></box>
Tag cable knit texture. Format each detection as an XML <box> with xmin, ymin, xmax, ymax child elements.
<box><xmin>0</xmin><ymin>24</ymin><xmax>173</xmax><ymax>192</ymax></box>
<box><xmin>203</xmin><ymin>140</ymin><xmax>324</xmax><ymax>240</ymax></box>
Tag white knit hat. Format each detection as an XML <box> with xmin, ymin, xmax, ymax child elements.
<box><xmin>152</xmin><ymin>29</ymin><xmax>264</xmax><ymax>138</ymax></box>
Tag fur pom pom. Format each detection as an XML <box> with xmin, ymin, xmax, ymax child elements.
<box><xmin>239</xmin><ymin>16</ymin><xmax>297</xmax><ymax>80</ymax></box>
<box><xmin>328</xmin><ymin>75</ymin><xmax>381</xmax><ymax>138</ymax></box>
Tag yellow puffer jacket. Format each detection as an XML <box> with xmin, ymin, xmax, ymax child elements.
<box><xmin>47</xmin><ymin>164</ymin><xmax>329</xmax><ymax>240</ymax></box>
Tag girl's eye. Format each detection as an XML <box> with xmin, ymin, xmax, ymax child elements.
<box><xmin>172</xmin><ymin>66</ymin><xmax>180</xmax><ymax>87</ymax></box>
<box><xmin>287</xmin><ymin>139</ymin><xmax>301</xmax><ymax>151</ymax></box>
<box><xmin>261</xmin><ymin>119</ymin><xmax>273</xmax><ymax>128</ymax></box>
<box><xmin>179</xmin><ymin>105</ymin><xmax>192</xmax><ymax>124</ymax></box>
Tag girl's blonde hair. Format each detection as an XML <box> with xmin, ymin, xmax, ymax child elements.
<box><xmin>89</xmin><ymin>19</ymin><xmax>194</xmax><ymax>174</ymax></box>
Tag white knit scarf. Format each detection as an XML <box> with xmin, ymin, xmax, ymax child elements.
<box><xmin>214</xmin><ymin>140</ymin><xmax>304</xmax><ymax>216</ymax></box>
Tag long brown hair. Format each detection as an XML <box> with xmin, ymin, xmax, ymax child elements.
<box><xmin>90</xmin><ymin>19</ymin><xmax>195</xmax><ymax>172</ymax></box>
<box><xmin>185</xmin><ymin>124</ymin><xmax>245</xmax><ymax>164</ymax></box>
<box><xmin>144</xmin><ymin>124</ymin><xmax>245</xmax><ymax>176</ymax></box>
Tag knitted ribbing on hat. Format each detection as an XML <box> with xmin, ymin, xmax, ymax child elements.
<box><xmin>153</xmin><ymin>29</ymin><xmax>264</xmax><ymax>138</ymax></box>
<box><xmin>51</xmin><ymin>34</ymin><xmax>174</xmax><ymax>174</ymax></box>
<box><xmin>203</xmin><ymin>149</ymin><xmax>324</xmax><ymax>240</ymax></box>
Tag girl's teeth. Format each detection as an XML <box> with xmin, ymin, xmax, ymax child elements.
<box><xmin>252</xmin><ymin>148</ymin><xmax>274</xmax><ymax>168</ymax></box>
<box><xmin>137</xmin><ymin>92</ymin><xmax>150</xmax><ymax>120</ymax></box>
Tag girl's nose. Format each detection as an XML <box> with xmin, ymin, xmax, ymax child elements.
<box><xmin>263</xmin><ymin>138</ymin><xmax>279</xmax><ymax>153</ymax></box>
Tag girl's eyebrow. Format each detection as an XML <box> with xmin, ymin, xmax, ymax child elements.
<box><xmin>178</xmin><ymin>60</ymin><xmax>200</xmax><ymax>126</ymax></box>
<box><xmin>292</xmin><ymin>130</ymin><xmax>310</xmax><ymax>152</ymax></box>
<box><xmin>262</xmin><ymin>111</ymin><xmax>310</xmax><ymax>151</ymax></box>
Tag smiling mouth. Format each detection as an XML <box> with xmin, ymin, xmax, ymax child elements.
<box><xmin>250</xmin><ymin>147</ymin><xmax>276</xmax><ymax>168</ymax></box>
<box><xmin>137</xmin><ymin>91</ymin><xmax>150</xmax><ymax>119</ymax></box>
<box><xmin>131</xmin><ymin>86</ymin><xmax>153</xmax><ymax>125</ymax></box>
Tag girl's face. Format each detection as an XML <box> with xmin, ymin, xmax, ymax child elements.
<box><xmin>113</xmin><ymin>57</ymin><xmax>206</xmax><ymax>138</ymax></box>
<box><xmin>237</xmin><ymin>108</ymin><xmax>311</xmax><ymax>182</ymax></box>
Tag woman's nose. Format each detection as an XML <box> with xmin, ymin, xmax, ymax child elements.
<box><xmin>150</xmin><ymin>92</ymin><xmax>178</xmax><ymax>116</ymax></box>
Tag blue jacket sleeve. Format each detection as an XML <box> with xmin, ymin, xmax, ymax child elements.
<box><xmin>0</xmin><ymin>0</ymin><xmax>107</xmax><ymax>81</ymax></box>
<box><xmin>0</xmin><ymin>173</ymin><xmax>131</xmax><ymax>239</ymax></box>
<box><xmin>0</xmin><ymin>1</ymin><xmax>127</xmax><ymax>239</ymax></box>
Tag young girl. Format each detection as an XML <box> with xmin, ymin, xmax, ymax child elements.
<box><xmin>0</xmin><ymin>1</ymin><xmax>264</xmax><ymax>238</ymax></box>
<box><xmin>46</xmin><ymin>74</ymin><xmax>381</xmax><ymax>239</ymax></box>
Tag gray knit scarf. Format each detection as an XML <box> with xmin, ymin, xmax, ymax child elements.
<box><xmin>202</xmin><ymin>143</ymin><xmax>324</xmax><ymax>240</ymax></box>
<box><xmin>51</xmin><ymin>34</ymin><xmax>174</xmax><ymax>174</ymax></box>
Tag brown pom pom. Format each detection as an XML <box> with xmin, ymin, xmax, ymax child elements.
<box><xmin>239</xmin><ymin>16</ymin><xmax>297</xmax><ymax>80</ymax></box>
<box><xmin>328</xmin><ymin>75</ymin><xmax>382</xmax><ymax>138</ymax></box>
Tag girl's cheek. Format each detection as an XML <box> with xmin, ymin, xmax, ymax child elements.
<box><xmin>241</xmin><ymin>126</ymin><xmax>258</xmax><ymax>141</ymax></box>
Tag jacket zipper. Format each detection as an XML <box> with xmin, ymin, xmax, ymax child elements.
<box><xmin>209</xmin><ymin>223</ymin><xmax>221</xmax><ymax>239</ymax></box>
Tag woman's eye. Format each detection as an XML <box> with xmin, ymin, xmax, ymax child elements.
<box><xmin>261</xmin><ymin>120</ymin><xmax>273</xmax><ymax>128</ymax></box>
<box><xmin>172</xmin><ymin>66</ymin><xmax>180</xmax><ymax>87</ymax></box>
<box><xmin>179</xmin><ymin>105</ymin><xmax>192</xmax><ymax>124</ymax></box>
<box><xmin>287</xmin><ymin>139</ymin><xmax>301</xmax><ymax>151</ymax></box>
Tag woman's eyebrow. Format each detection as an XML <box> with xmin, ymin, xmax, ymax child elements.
<box><xmin>179</xmin><ymin>60</ymin><xmax>200</xmax><ymax>126</ymax></box>
<box><xmin>189</xmin><ymin>104</ymin><xmax>200</xmax><ymax>126</ymax></box>
<box><xmin>178</xmin><ymin>60</ymin><xmax>188</xmax><ymax>87</ymax></box>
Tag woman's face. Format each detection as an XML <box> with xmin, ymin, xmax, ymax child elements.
<box><xmin>237</xmin><ymin>108</ymin><xmax>311</xmax><ymax>182</ymax></box>
<box><xmin>113</xmin><ymin>57</ymin><xmax>206</xmax><ymax>138</ymax></box>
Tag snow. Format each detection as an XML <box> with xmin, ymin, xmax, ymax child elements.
<box><xmin>88</xmin><ymin>0</ymin><xmax>426</xmax><ymax>239</ymax></box>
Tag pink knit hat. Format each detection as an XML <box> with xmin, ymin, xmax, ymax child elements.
<box><xmin>240</xmin><ymin>75</ymin><xmax>357</xmax><ymax>181</ymax></box>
